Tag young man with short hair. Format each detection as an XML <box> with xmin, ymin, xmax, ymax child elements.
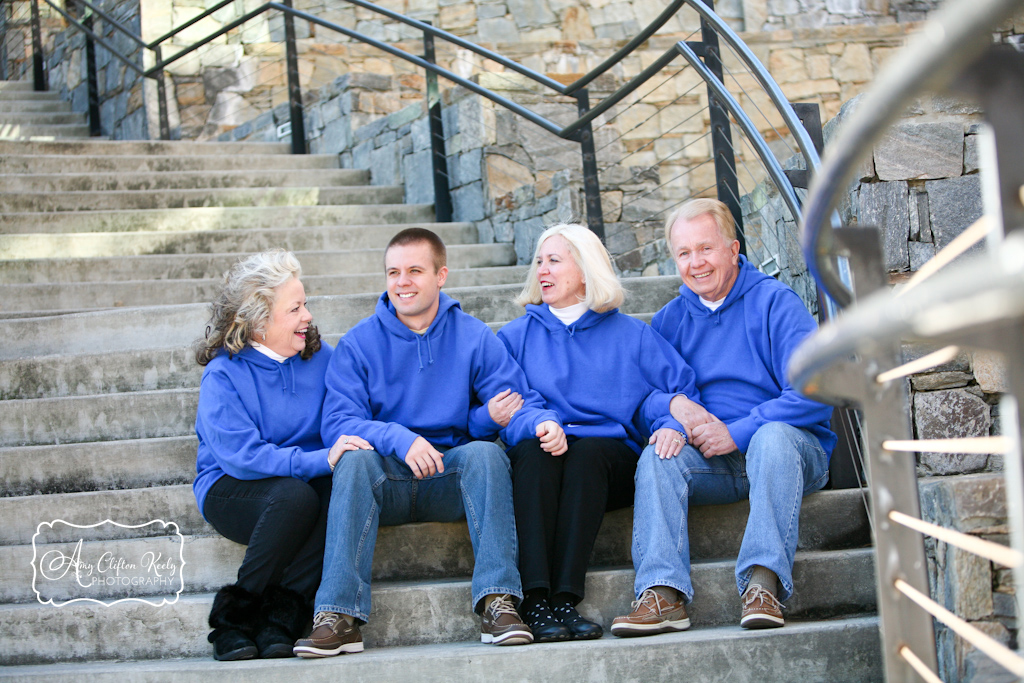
<box><xmin>294</xmin><ymin>228</ymin><xmax>564</xmax><ymax>656</ymax></box>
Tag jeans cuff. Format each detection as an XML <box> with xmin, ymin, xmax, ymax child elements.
<box><xmin>473</xmin><ymin>587</ymin><xmax>524</xmax><ymax>613</ymax></box>
<box><xmin>314</xmin><ymin>603</ymin><xmax>367</xmax><ymax>623</ymax></box>
<box><xmin>636</xmin><ymin>580</ymin><xmax>692</xmax><ymax>604</ymax></box>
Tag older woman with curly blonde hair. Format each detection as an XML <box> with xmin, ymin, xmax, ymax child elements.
<box><xmin>496</xmin><ymin>224</ymin><xmax>701</xmax><ymax>642</ymax></box>
<box><xmin>193</xmin><ymin>250</ymin><xmax>369</xmax><ymax>661</ymax></box>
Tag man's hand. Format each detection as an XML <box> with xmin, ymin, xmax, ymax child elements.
<box><xmin>669</xmin><ymin>394</ymin><xmax>715</xmax><ymax>440</ymax></box>
<box><xmin>536</xmin><ymin>420</ymin><xmax>567</xmax><ymax>456</ymax></box>
<box><xmin>649</xmin><ymin>427</ymin><xmax>686</xmax><ymax>459</ymax></box>
<box><xmin>487</xmin><ymin>388</ymin><xmax>525</xmax><ymax>428</ymax></box>
<box><xmin>328</xmin><ymin>434</ymin><xmax>374</xmax><ymax>469</ymax></box>
<box><xmin>690</xmin><ymin>419</ymin><xmax>737</xmax><ymax>458</ymax></box>
<box><xmin>404</xmin><ymin>436</ymin><xmax>445</xmax><ymax>479</ymax></box>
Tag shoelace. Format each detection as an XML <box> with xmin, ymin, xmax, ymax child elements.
<box><xmin>631</xmin><ymin>588</ymin><xmax>672</xmax><ymax>614</ymax></box>
<box><xmin>742</xmin><ymin>584</ymin><xmax>785</xmax><ymax>611</ymax></box>
<box><xmin>488</xmin><ymin>594</ymin><xmax>519</xmax><ymax>618</ymax></box>
<box><xmin>312</xmin><ymin>612</ymin><xmax>342</xmax><ymax>630</ymax></box>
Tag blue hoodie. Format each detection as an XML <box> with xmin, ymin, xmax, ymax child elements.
<box><xmin>497</xmin><ymin>305</ymin><xmax>699</xmax><ymax>454</ymax></box>
<box><xmin>322</xmin><ymin>291</ymin><xmax>559</xmax><ymax>458</ymax></box>
<box><xmin>651</xmin><ymin>256</ymin><xmax>836</xmax><ymax>455</ymax></box>
<box><xmin>193</xmin><ymin>343</ymin><xmax>334</xmax><ymax>519</ymax></box>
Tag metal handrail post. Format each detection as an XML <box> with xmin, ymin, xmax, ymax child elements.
<box><xmin>423</xmin><ymin>24</ymin><xmax>452</xmax><ymax>223</ymax></box>
<box><xmin>574</xmin><ymin>89</ymin><xmax>605</xmax><ymax>241</ymax></box>
<box><xmin>698</xmin><ymin>0</ymin><xmax>743</xmax><ymax>254</ymax></box>
<box><xmin>153</xmin><ymin>44</ymin><xmax>170</xmax><ymax>140</ymax></box>
<box><xmin>282</xmin><ymin>0</ymin><xmax>306</xmax><ymax>154</ymax></box>
<box><xmin>30</xmin><ymin>0</ymin><xmax>46</xmax><ymax>90</ymax></box>
<box><xmin>84</xmin><ymin>13</ymin><xmax>101</xmax><ymax>136</ymax></box>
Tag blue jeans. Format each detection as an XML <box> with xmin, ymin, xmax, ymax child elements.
<box><xmin>314</xmin><ymin>441</ymin><xmax>522</xmax><ymax>622</ymax></box>
<box><xmin>632</xmin><ymin>422</ymin><xmax>830</xmax><ymax>603</ymax></box>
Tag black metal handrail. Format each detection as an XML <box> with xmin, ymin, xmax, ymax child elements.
<box><xmin>26</xmin><ymin>0</ymin><xmax>813</xmax><ymax>244</ymax></box>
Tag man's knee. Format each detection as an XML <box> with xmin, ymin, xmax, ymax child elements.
<box><xmin>334</xmin><ymin>448</ymin><xmax>386</xmax><ymax>483</ymax></box>
<box><xmin>747</xmin><ymin>422</ymin><xmax>803</xmax><ymax>456</ymax></box>
<box><xmin>459</xmin><ymin>441</ymin><xmax>510</xmax><ymax>476</ymax></box>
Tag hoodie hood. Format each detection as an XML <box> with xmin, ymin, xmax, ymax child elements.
<box><xmin>524</xmin><ymin>303</ymin><xmax>617</xmax><ymax>337</ymax></box>
<box><xmin>375</xmin><ymin>291</ymin><xmax>461</xmax><ymax>371</ymax></box>
<box><xmin>677</xmin><ymin>255</ymin><xmax>771</xmax><ymax>318</ymax></box>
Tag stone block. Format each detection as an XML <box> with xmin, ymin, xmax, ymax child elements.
<box><xmin>604</xmin><ymin>219</ymin><xmax>638</xmax><ymax>255</ymax></box>
<box><xmin>926</xmin><ymin>174</ymin><xmax>983</xmax><ymax>253</ymax></box>
<box><xmin>858</xmin><ymin>181</ymin><xmax>910</xmax><ymax>272</ymax></box>
<box><xmin>874</xmin><ymin>122</ymin><xmax>964</xmax><ymax>181</ymax></box>
<box><xmin>478</xmin><ymin>4</ymin><xmax>507</xmax><ymax>19</ymax></box>
<box><xmin>832</xmin><ymin>43</ymin><xmax>872</xmax><ymax>82</ymax></box>
<box><xmin>453</xmin><ymin>148</ymin><xmax>482</xmax><ymax>187</ymax></box>
<box><xmin>562</xmin><ymin>6</ymin><xmax>596</xmax><ymax>39</ymax></box>
<box><xmin>909</xmin><ymin>241</ymin><xmax>934</xmax><ymax>271</ymax></box>
<box><xmin>440</xmin><ymin>3</ymin><xmax>476</xmax><ymax>30</ymax></box>
<box><xmin>485</xmin><ymin>153</ymin><xmax>533</xmax><ymax>198</ymax></box>
<box><xmin>769</xmin><ymin>48</ymin><xmax>809</xmax><ymax>83</ymax></box>
<box><xmin>453</xmin><ymin>181</ymin><xmax>486</xmax><ymax>223</ymax></box>
<box><xmin>369</xmin><ymin>144</ymin><xmax>398</xmax><ymax>185</ymax></box>
<box><xmin>513</xmin><ymin>216</ymin><xmax>547</xmax><ymax>264</ymax></box>
<box><xmin>963</xmin><ymin>134</ymin><xmax>979</xmax><ymax>175</ymax></box>
<box><xmin>915</xmin><ymin>391</ymin><xmax>992</xmax><ymax>475</ymax></box>
<box><xmin>402</xmin><ymin>149</ymin><xmax>435</xmax><ymax>206</ymax></box>
<box><xmin>901</xmin><ymin>341</ymin><xmax>971</xmax><ymax>373</ymax></box>
<box><xmin>971</xmin><ymin>350</ymin><xmax>1008</xmax><ymax>394</ymax></box>
<box><xmin>910</xmin><ymin>371</ymin><xmax>972</xmax><ymax>392</ymax></box>
<box><xmin>506</xmin><ymin>0</ymin><xmax>557</xmax><ymax>27</ymax></box>
<box><xmin>319</xmin><ymin>116</ymin><xmax>350</xmax><ymax>154</ymax></box>
<box><xmin>477</xmin><ymin>17</ymin><xmax>520</xmax><ymax>43</ymax></box>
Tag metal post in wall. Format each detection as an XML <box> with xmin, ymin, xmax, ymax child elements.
<box><xmin>422</xmin><ymin>23</ymin><xmax>452</xmax><ymax>223</ymax></box>
<box><xmin>30</xmin><ymin>0</ymin><xmax>46</xmax><ymax>90</ymax></box>
<box><xmin>575</xmin><ymin>89</ymin><xmax>605</xmax><ymax>242</ymax></box>
<box><xmin>698</xmin><ymin>0</ymin><xmax>744</xmax><ymax>254</ymax></box>
<box><xmin>153</xmin><ymin>44</ymin><xmax>170</xmax><ymax>140</ymax></box>
<box><xmin>84</xmin><ymin>13</ymin><xmax>101</xmax><ymax>136</ymax></box>
<box><xmin>282</xmin><ymin>0</ymin><xmax>306</xmax><ymax>154</ymax></box>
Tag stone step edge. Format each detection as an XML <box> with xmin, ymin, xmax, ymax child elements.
<box><xmin>0</xmin><ymin>615</ymin><xmax>882</xmax><ymax>682</ymax></box>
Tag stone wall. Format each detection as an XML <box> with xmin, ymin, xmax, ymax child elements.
<box><xmin>43</xmin><ymin>0</ymin><xmax>150</xmax><ymax>139</ymax></box>
<box><xmin>2</xmin><ymin>2</ymin><xmax>67</xmax><ymax>83</ymax></box>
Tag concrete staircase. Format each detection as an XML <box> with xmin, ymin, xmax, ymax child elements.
<box><xmin>0</xmin><ymin>81</ymin><xmax>89</xmax><ymax>140</ymax></box>
<box><xmin>0</xmin><ymin>100</ymin><xmax>882</xmax><ymax>681</ymax></box>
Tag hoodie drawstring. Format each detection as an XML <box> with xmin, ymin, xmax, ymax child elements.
<box><xmin>415</xmin><ymin>334</ymin><xmax>435</xmax><ymax>371</ymax></box>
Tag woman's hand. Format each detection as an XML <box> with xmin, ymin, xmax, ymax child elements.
<box><xmin>487</xmin><ymin>388</ymin><xmax>525</xmax><ymax>427</ymax></box>
<box><xmin>649</xmin><ymin>427</ymin><xmax>687</xmax><ymax>459</ymax></box>
<box><xmin>536</xmin><ymin>420</ymin><xmax>568</xmax><ymax>456</ymax></box>
<box><xmin>328</xmin><ymin>434</ymin><xmax>373</xmax><ymax>470</ymax></box>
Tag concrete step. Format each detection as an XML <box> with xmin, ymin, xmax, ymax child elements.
<box><xmin>0</xmin><ymin>101</ymin><xmax>72</xmax><ymax>113</ymax></box>
<box><xmin>0</xmin><ymin>140</ymin><xmax>291</xmax><ymax>156</ymax></box>
<box><xmin>0</xmin><ymin>615</ymin><xmax>884</xmax><ymax>682</ymax></box>
<box><xmin>0</xmin><ymin>244</ymin><xmax>516</xmax><ymax>284</ymax></box>
<box><xmin>0</xmin><ymin>486</ymin><xmax>870</xmax><ymax>585</ymax></box>
<box><xmin>0</xmin><ymin>266</ymin><xmax>529</xmax><ymax>312</ymax></box>
<box><xmin>0</xmin><ymin>278</ymin><xmax>682</xmax><ymax>360</ymax></box>
<box><xmin>0</xmin><ymin>82</ymin><xmax>34</xmax><ymax>91</ymax></box>
<box><xmin>0</xmin><ymin>112</ymin><xmax>85</xmax><ymax>125</ymax></box>
<box><xmin>0</xmin><ymin>186</ymin><xmax>407</xmax><ymax>213</ymax></box>
<box><xmin>0</xmin><ymin>220</ymin><xmax>477</xmax><ymax>261</ymax></box>
<box><xmin>0</xmin><ymin>203</ymin><xmax>435</xmax><ymax>235</ymax></box>
<box><xmin>0</xmin><ymin>123</ymin><xmax>91</xmax><ymax>139</ymax></box>
<box><xmin>1</xmin><ymin>436</ymin><xmax>197</xmax><ymax>497</ymax></box>
<box><xmin>0</xmin><ymin>549</ymin><xmax>876</xmax><ymax>665</ymax></box>
<box><xmin>1</xmin><ymin>387</ymin><xmax>198</xmax><ymax>447</ymax></box>
<box><xmin>0</xmin><ymin>92</ymin><xmax>64</xmax><ymax>101</ymax></box>
<box><xmin>0</xmin><ymin>153</ymin><xmax>341</xmax><ymax>174</ymax></box>
<box><xmin>0</xmin><ymin>169</ymin><xmax>370</xmax><ymax>193</ymax></box>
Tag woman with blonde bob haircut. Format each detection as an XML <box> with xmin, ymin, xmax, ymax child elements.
<box><xmin>496</xmin><ymin>223</ymin><xmax>700</xmax><ymax>642</ymax></box>
<box><xmin>193</xmin><ymin>250</ymin><xmax>370</xmax><ymax>662</ymax></box>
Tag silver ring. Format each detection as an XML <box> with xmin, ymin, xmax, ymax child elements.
<box><xmin>343</xmin><ymin>438</ymin><xmax>349</xmax><ymax>444</ymax></box>
<box><xmin>672</xmin><ymin>438</ymin><xmax>681</xmax><ymax>444</ymax></box>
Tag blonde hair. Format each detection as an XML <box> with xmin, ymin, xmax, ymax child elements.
<box><xmin>194</xmin><ymin>250</ymin><xmax>320</xmax><ymax>365</ymax></box>
<box><xmin>514</xmin><ymin>223</ymin><xmax>624</xmax><ymax>313</ymax></box>
<box><xmin>664</xmin><ymin>198</ymin><xmax>737</xmax><ymax>246</ymax></box>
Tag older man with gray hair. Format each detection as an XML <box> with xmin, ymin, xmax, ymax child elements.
<box><xmin>611</xmin><ymin>198</ymin><xmax>836</xmax><ymax>636</ymax></box>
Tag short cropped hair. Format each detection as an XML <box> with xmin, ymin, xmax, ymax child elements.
<box><xmin>194</xmin><ymin>249</ymin><xmax>320</xmax><ymax>365</ymax></box>
<box><xmin>664</xmin><ymin>198</ymin><xmax>737</xmax><ymax>246</ymax></box>
<box><xmin>515</xmin><ymin>223</ymin><xmax>624</xmax><ymax>313</ymax></box>
<box><xmin>385</xmin><ymin>227</ymin><xmax>447</xmax><ymax>272</ymax></box>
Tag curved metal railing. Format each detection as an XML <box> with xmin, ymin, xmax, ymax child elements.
<box><xmin>791</xmin><ymin>0</ymin><xmax>1024</xmax><ymax>677</ymax></box>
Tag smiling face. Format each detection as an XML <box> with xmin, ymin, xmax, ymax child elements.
<box><xmin>260</xmin><ymin>276</ymin><xmax>312</xmax><ymax>358</ymax></box>
<box><xmin>385</xmin><ymin>240</ymin><xmax>449</xmax><ymax>330</ymax></box>
<box><xmin>536</xmin><ymin>235</ymin><xmax>587</xmax><ymax>309</ymax></box>
<box><xmin>668</xmin><ymin>212</ymin><xmax>741</xmax><ymax>302</ymax></box>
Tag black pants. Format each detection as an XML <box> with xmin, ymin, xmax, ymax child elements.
<box><xmin>203</xmin><ymin>474</ymin><xmax>332</xmax><ymax>600</ymax></box>
<box><xmin>507</xmin><ymin>437</ymin><xmax>638</xmax><ymax>602</ymax></box>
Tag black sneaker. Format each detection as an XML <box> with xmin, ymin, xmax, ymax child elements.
<box><xmin>521</xmin><ymin>593</ymin><xmax>570</xmax><ymax>643</ymax></box>
<box><xmin>293</xmin><ymin>612</ymin><xmax>364</xmax><ymax>657</ymax></box>
<box><xmin>551</xmin><ymin>594</ymin><xmax>603</xmax><ymax>640</ymax></box>
<box><xmin>480</xmin><ymin>594</ymin><xmax>534</xmax><ymax>646</ymax></box>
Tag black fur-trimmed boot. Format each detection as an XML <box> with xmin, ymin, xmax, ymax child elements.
<box><xmin>207</xmin><ymin>584</ymin><xmax>260</xmax><ymax>661</ymax></box>
<box><xmin>256</xmin><ymin>585</ymin><xmax>311</xmax><ymax>658</ymax></box>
